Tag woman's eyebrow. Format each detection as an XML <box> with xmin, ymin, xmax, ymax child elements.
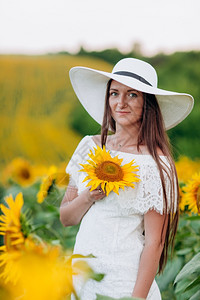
<box><xmin>110</xmin><ymin>88</ymin><xmax>138</xmax><ymax>92</ymax></box>
<box><xmin>127</xmin><ymin>89</ymin><xmax>138</xmax><ymax>92</ymax></box>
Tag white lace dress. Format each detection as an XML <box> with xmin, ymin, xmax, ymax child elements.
<box><xmin>66</xmin><ymin>135</ymin><xmax>173</xmax><ymax>300</ymax></box>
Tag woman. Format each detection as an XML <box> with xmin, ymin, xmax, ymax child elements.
<box><xmin>60</xmin><ymin>58</ymin><xmax>194</xmax><ymax>299</ymax></box>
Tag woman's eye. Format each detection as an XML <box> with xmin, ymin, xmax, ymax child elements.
<box><xmin>110</xmin><ymin>92</ymin><xmax>118</xmax><ymax>97</ymax></box>
<box><xmin>129</xmin><ymin>93</ymin><xmax>137</xmax><ymax>98</ymax></box>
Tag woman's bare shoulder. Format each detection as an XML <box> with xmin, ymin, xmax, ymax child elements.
<box><xmin>92</xmin><ymin>135</ymin><xmax>101</xmax><ymax>146</ymax></box>
<box><xmin>128</xmin><ymin>145</ymin><xmax>164</xmax><ymax>156</ymax></box>
<box><xmin>92</xmin><ymin>136</ymin><xmax>165</xmax><ymax>156</ymax></box>
<box><xmin>156</xmin><ymin>147</ymin><xmax>165</xmax><ymax>156</ymax></box>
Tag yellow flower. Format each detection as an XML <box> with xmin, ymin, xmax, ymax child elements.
<box><xmin>2</xmin><ymin>157</ymin><xmax>36</xmax><ymax>186</ymax></box>
<box><xmin>37</xmin><ymin>175</ymin><xmax>55</xmax><ymax>203</ymax></box>
<box><xmin>14</xmin><ymin>242</ymin><xmax>71</xmax><ymax>300</ymax></box>
<box><xmin>0</xmin><ymin>238</ymin><xmax>94</xmax><ymax>300</ymax></box>
<box><xmin>0</xmin><ymin>276</ymin><xmax>15</xmax><ymax>300</ymax></box>
<box><xmin>175</xmin><ymin>156</ymin><xmax>200</xmax><ymax>184</ymax></box>
<box><xmin>0</xmin><ymin>247</ymin><xmax>23</xmax><ymax>284</ymax></box>
<box><xmin>79</xmin><ymin>145</ymin><xmax>140</xmax><ymax>196</ymax></box>
<box><xmin>179</xmin><ymin>186</ymin><xmax>187</xmax><ymax>213</ymax></box>
<box><xmin>182</xmin><ymin>172</ymin><xmax>200</xmax><ymax>215</ymax></box>
<box><xmin>0</xmin><ymin>193</ymin><xmax>33</xmax><ymax>284</ymax></box>
<box><xmin>1</xmin><ymin>238</ymin><xmax>67</xmax><ymax>298</ymax></box>
<box><xmin>0</xmin><ymin>193</ymin><xmax>25</xmax><ymax>250</ymax></box>
<box><xmin>37</xmin><ymin>165</ymin><xmax>57</xmax><ymax>203</ymax></box>
<box><xmin>56</xmin><ymin>171</ymin><xmax>70</xmax><ymax>187</ymax></box>
<box><xmin>56</xmin><ymin>162</ymin><xmax>71</xmax><ymax>187</ymax></box>
<box><xmin>0</xmin><ymin>192</ymin><xmax>99</xmax><ymax>299</ymax></box>
<box><xmin>37</xmin><ymin>165</ymin><xmax>69</xmax><ymax>203</ymax></box>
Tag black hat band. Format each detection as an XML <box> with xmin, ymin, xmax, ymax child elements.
<box><xmin>114</xmin><ymin>71</ymin><xmax>152</xmax><ymax>86</ymax></box>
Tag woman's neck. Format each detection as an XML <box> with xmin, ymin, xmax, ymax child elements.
<box><xmin>113</xmin><ymin>125</ymin><xmax>140</xmax><ymax>146</ymax></box>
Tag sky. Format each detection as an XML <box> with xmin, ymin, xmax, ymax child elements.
<box><xmin>0</xmin><ymin>0</ymin><xmax>200</xmax><ymax>56</ymax></box>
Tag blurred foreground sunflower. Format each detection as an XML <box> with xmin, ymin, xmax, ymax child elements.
<box><xmin>0</xmin><ymin>193</ymin><xmax>97</xmax><ymax>300</ymax></box>
<box><xmin>11</xmin><ymin>241</ymin><xmax>73</xmax><ymax>300</ymax></box>
<box><xmin>182</xmin><ymin>172</ymin><xmax>200</xmax><ymax>215</ymax></box>
<box><xmin>0</xmin><ymin>238</ymin><xmax>87</xmax><ymax>300</ymax></box>
<box><xmin>79</xmin><ymin>145</ymin><xmax>140</xmax><ymax>196</ymax></box>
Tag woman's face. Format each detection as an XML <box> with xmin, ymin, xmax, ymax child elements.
<box><xmin>109</xmin><ymin>80</ymin><xmax>144</xmax><ymax>128</ymax></box>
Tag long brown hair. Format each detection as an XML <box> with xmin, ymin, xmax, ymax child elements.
<box><xmin>101</xmin><ymin>79</ymin><xmax>179</xmax><ymax>273</ymax></box>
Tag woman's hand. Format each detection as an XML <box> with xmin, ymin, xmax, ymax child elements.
<box><xmin>60</xmin><ymin>185</ymin><xmax>106</xmax><ymax>226</ymax></box>
<box><xmin>84</xmin><ymin>185</ymin><xmax>106</xmax><ymax>204</ymax></box>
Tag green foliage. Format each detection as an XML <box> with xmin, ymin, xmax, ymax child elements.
<box><xmin>69</xmin><ymin>103</ymin><xmax>101</xmax><ymax>136</ymax></box>
<box><xmin>174</xmin><ymin>253</ymin><xmax>200</xmax><ymax>300</ymax></box>
<box><xmin>156</xmin><ymin>215</ymin><xmax>200</xmax><ymax>299</ymax></box>
<box><xmin>175</xmin><ymin>253</ymin><xmax>200</xmax><ymax>283</ymax></box>
<box><xmin>77</xmin><ymin>46</ymin><xmax>138</xmax><ymax>65</ymax></box>
<box><xmin>156</xmin><ymin>256</ymin><xmax>183</xmax><ymax>292</ymax></box>
<box><xmin>20</xmin><ymin>210</ymin><xmax>33</xmax><ymax>238</ymax></box>
<box><xmin>152</xmin><ymin>51</ymin><xmax>200</xmax><ymax>160</ymax></box>
<box><xmin>0</xmin><ymin>182</ymin><xmax>79</xmax><ymax>249</ymax></box>
<box><xmin>174</xmin><ymin>215</ymin><xmax>200</xmax><ymax>260</ymax></box>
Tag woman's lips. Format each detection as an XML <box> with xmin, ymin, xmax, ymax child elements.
<box><xmin>116</xmin><ymin>111</ymin><xmax>130</xmax><ymax>114</ymax></box>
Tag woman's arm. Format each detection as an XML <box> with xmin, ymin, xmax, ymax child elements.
<box><xmin>131</xmin><ymin>210</ymin><xmax>168</xmax><ymax>299</ymax></box>
<box><xmin>60</xmin><ymin>185</ymin><xmax>105</xmax><ymax>226</ymax></box>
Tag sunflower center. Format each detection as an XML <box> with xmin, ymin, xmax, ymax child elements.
<box><xmin>95</xmin><ymin>161</ymin><xmax>123</xmax><ymax>182</ymax></box>
<box><xmin>196</xmin><ymin>185</ymin><xmax>200</xmax><ymax>212</ymax></box>
<box><xmin>20</xmin><ymin>168</ymin><xmax>31</xmax><ymax>179</ymax></box>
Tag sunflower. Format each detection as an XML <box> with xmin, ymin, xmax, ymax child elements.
<box><xmin>2</xmin><ymin>158</ymin><xmax>36</xmax><ymax>186</ymax></box>
<box><xmin>37</xmin><ymin>165</ymin><xmax>70</xmax><ymax>203</ymax></box>
<box><xmin>0</xmin><ymin>238</ymin><xmax>66</xmax><ymax>295</ymax></box>
<box><xmin>36</xmin><ymin>165</ymin><xmax>57</xmax><ymax>203</ymax></box>
<box><xmin>179</xmin><ymin>186</ymin><xmax>187</xmax><ymax>213</ymax></box>
<box><xmin>79</xmin><ymin>145</ymin><xmax>140</xmax><ymax>196</ymax></box>
<box><xmin>175</xmin><ymin>156</ymin><xmax>200</xmax><ymax>184</ymax></box>
<box><xmin>0</xmin><ymin>193</ymin><xmax>25</xmax><ymax>250</ymax></box>
<box><xmin>13</xmin><ymin>242</ymin><xmax>71</xmax><ymax>300</ymax></box>
<box><xmin>0</xmin><ymin>193</ymin><xmax>32</xmax><ymax>284</ymax></box>
<box><xmin>37</xmin><ymin>177</ymin><xmax>54</xmax><ymax>204</ymax></box>
<box><xmin>0</xmin><ymin>276</ymin><xmax>14</xmax><ymax>300</ymax></box>
<box><xmin>0</xmin><ymin>247</ymin><xmax>23</xmax><ymax>284</ymax></box>
<box><xmin>56</xmin><ymin>162</ymin><xmax>70</xmax><ymax>187</ymax></box>
<box><xmin>0</xmin><ymin>238</ymin><xmax>97</xmax><ymax>300</ymax></box>
<box><xmin>182</xmin><ymin>172</ymin><xmax>200</xmax><ymax>215</ymax></box>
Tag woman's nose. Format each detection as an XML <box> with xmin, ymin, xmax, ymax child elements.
<box><xmin>117</xmin><ymin>94</ymin><xmax>127</xmax><ymax>107</ymax></box>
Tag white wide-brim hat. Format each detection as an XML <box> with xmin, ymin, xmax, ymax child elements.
<box><xmin>69</xmin><ymin>58</ymin><xmax>194</xmax><ymax>130</ymax></box>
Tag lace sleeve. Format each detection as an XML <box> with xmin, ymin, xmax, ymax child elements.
<box><xmin>118</xmin><ymin>160</ymin><xmax>177</xmax><ymax>215</ymax></box>
<box><xmin>65</xmin><ymin>136</ymin><xmax>90</xmax><ymax>188</ymax></box>
<box><xmin>136</xmin><ymin>161</ymin><xmax>178</xmax><ymax>214</ymax></box>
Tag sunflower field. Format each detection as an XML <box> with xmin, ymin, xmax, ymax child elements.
<box><xmin>0</xmin><ymin>54</ymin><xmax>200</xmax><ymax>300</ymax></box>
